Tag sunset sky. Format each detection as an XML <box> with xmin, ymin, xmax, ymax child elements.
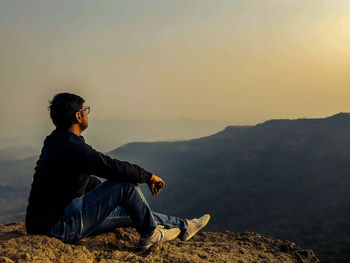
<box><xmin>1</xmin><ymin>0</ymin><xmax>350</xmax><ymax>131</ymax></box>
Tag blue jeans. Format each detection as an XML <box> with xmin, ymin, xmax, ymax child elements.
<box><xmin>46</xmin><ymin>180</ymin><xmax>186</xmax><ymax>243</ymax></box>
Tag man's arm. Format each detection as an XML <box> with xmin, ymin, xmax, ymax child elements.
<box><xmin>75</xmin><ymin>142</ymin><xmax>153</xmax><ymax>183</ymax></box>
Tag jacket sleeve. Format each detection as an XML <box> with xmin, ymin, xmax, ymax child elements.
<box><xmin>75</xmin><ymin>142</ymin><xmax>153</xmax><ymax>183</ymax></box>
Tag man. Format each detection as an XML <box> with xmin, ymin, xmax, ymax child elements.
<box><xmin>25</xmin><ymin>92</ymin><xmax>210</xmax><ymax>250</ymax></box>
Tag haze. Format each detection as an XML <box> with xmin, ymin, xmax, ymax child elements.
<box><xmin>1</xmin><ymin>0</ymin><xmax>350</xmax><ymax>134</ymax></box>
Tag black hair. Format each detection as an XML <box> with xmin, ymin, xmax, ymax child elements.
<box><xmin>48</xmin><ymin>93</ymin><xmax>85</xmax><ymax>129</ymax></box>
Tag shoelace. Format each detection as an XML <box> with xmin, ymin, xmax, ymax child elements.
<box><xmin>157</xmin><ymin>227</ymin><xmax>165</xmax><ymax>241</ymax></box>
<box><xmin>194</xmin><ymin>218</ymin><xmax>201</xmax><ymax>227</ymax></box>
<box><xmin>187</xmin><ymin>218</ymin><xmax>200</xmax><ymax>229</ymax></box>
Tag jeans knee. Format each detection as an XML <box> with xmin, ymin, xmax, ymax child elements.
<box><xmin>124</xmin><ymin>182</ymin><xmax>138</xmax><ymax>190</ymax></box>
<box><xmin>105</xmin><ymin>180</ymin><xmax>138</xmax><ymax>187</ymax></box>
<box><xmin>104</xmin><ymin>180</ymin><xmax>139</xmax><ymax>196</ymax></box>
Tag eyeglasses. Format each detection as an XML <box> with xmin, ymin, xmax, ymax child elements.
<box><xmin>79</xmin><ymin>106</ymin><xmax>90</xmax><ymax>115</ymax></box>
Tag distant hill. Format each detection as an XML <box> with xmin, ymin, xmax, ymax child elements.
<box><xmin>0</xmin><ymin>156</ymin><xmax>37</xmax><ymax>222</ymax></box>
<box><xmin>0</xmin><ymin>145</ymin><xmax>40</xmax><ymax>161</ymax></box>
<box><xmin>107</xmin><ymin>113</ymin><xmax>350</xmax><ymax>263</ymax></box>
<box><xmin>0</xmin><ymin>117</ymin><xmax>233</xmax><ymax>153</ymax></box>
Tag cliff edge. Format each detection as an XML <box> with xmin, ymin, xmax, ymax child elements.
<box><xmin>0</xmin><ymin>223</ymin><xmax>319</xmax><ymax>263</ymax></box>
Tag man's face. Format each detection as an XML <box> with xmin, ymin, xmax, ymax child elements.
<box><xmin>78</xmin><ymin>103</ymin><xmax>89</xmax><ymax>131</ymax></box>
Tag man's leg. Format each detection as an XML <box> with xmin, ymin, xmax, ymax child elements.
<box><xmin>79</xmin><ymin>180</ymin><xmax>158</xmax><ymax>240</ymax></box>
<box><xmin>86</xmin><ymin>183</ymin><xmax>210</xmax><ymax>242</ymax></box>
<box><xmin>134</xmin><ymin>184</ymin><xmax>186</xmax><ymax>231</ymax></box>
<box><xmin>47</xmin><ymin>180</ymin><xmax>206</xmax><ymax>245</ymax></box>
<box><xmin>88</xmin><ymin>184</ymin><xmax>186</xmax><ymax>236</ymax></box>
<box><xmin>89</xmin><ymin>205</ymin><xmax>210</xmax><ymax>243</ymax></box>
<box><xmin>47</xmin><ymin>180</ymin><xmax>158</xmax><ymax>243</ymax></box>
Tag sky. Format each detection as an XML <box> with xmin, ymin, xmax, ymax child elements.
<box><xmin>1</xmin><ymin>0</ymin><xmax>350</xmax><ymax>132</ymax></box>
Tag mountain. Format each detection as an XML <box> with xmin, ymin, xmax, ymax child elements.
<box><xmin>85</xmin><ymin>117</ymin><xmax>235</xmax><ymax>152</ymax></box>
<box><xmin>0</xmin><ymin>222</ymin><xmax>319</xmax><ymax>263</ymax></box>
<box><xmin>0</xmin><ymin>118</ymin><xmax>233</xmax><ymax>153</ymax></box>
<box><xmin>106</xmin><ymin>113</ymin><xmax>350</xmax><ymax>263</ymax></box>
<box><xmin>0</xmin><ymin>156</ymin><xmax>37</xmax><ymax>222</ymax></box>
<box><xmin>0</xmin><ymin>145</ymin><xmax>40</xmax><ymax>161</ymax></box>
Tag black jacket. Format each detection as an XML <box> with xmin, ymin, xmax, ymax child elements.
<box><xmin>25</xmin><ymin>127</ymin><xmax>153</xmax><ymax>234</ymax></box>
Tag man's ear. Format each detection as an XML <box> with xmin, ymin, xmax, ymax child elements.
<box><xmin>75</xmin><ymin>112</ymin><xmax>82</xmax><ymax>123</ymax></box>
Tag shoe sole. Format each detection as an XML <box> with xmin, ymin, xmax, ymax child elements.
<box><xmin>142</xmin><ymin>228</ymin><xmax>181</xmax><ymax>250</ymax></box>
<box><xmin>181</xmin><ymin>214</ymin><xmax>211</xmax><ymax>241</ymax></box>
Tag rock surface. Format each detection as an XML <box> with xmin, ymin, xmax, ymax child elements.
<box><xmin>0</xmin><ymin>223</ymin><xmax>319</xmax><ymax>263</ymax></box>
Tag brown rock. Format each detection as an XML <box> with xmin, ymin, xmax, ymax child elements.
<box><xmin>0</xmin><ymin>223</ymin><xmax>319</xmax><ymax>263</ymax></box>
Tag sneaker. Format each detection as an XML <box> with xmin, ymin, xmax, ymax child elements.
<box><xmin>180</xmin><ymin>214</ymin><xmax>210</xmax><ymax>241</ymax></box>
<box><xmin>139</xmin><ymin>225</ymin><xmax>181</xmax><ymax>250</ymax></box>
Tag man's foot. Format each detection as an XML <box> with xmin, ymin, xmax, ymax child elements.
<box><xmin>180</xmin><ymin>214</ymin><xmax>210</xmax><ymax>241</ymax></box>
<box><xmin>139</xmin><ymin>225</ymin><xmax>181</xmax><ymax>250</ymax></box>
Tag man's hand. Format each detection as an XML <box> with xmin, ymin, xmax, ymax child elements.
<box><xmin>148</xmin><ymin>174</ymin><xmax>165</xmax><ymax>196</ymax></box>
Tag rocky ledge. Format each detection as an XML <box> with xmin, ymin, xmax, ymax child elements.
<box><xmin>0</xmin><ymin>223</ymin><xmax>319</xmax><ymax>263</ymax></box>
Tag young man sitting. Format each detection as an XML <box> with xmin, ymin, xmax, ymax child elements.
<box><xmin>25</xmin><ymin>92</ymin><xmax>210</xmax><ymax>250</ymax></box>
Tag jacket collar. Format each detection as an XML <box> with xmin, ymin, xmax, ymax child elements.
<box><xmin>54</xmin><ymin>127</ymin><xmax>85</xmax><ymax>142</ymax></box>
